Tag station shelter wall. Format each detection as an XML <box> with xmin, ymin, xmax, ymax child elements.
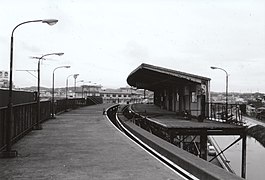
<box><xmin>154</xmin><ymin>83</ymin><xmax>206</xmax><ymax>117</ymax></box>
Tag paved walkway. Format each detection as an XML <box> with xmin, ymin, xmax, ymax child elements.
<box><xmin>0</xmin><ymin>104</ymin><xmax>183</xmax><ymax>180</ymax></box>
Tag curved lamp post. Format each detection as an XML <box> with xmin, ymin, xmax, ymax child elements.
<box><xmin>66</xmin><ymin>74</ymin><xmax>79</xmax><ymax>99</ymax></box>
<box><xmin>52</xmin><ymin>66</ymin><xmax>71</xmax><ymax>118</ymax></box>
<box><xmin>81</xmin><ymin>81</ymin><xmax>91</xmax><ymax>98</ymax></box>
<box><xmin>31</xmin><ymin>52</ymin><xmax>64</xmax><ymax>130</ymax></box>
<box><xmin>73</xmin><ymin>74</ymin><xmax>79</xmax><ymax>98</ymax></box>
<box><xmin>210</xmin><ymin>66</ymin><xmax>229</xmax><ymax>121</ymax></box>
<box><xmin>76</xmin><ymin>80</ymin><xmax>84</xmax><ymax>98</ymax></box>
<box><xmin>65</xmin><ymin>74</ymin><xmax>79</xmax><ymax>112</ymax></box>
<box><xmin>3</xmin><ymin>19</ymin><xmax>58</xmax><ymax>158</ymax></box>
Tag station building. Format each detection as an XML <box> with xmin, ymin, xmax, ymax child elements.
<box><xmin>127</xmin><ymin>63</ymin><xmax>211</xmax><ymax>118</ymax></box>
<box><xmin>74</xmin><ymin>85</ymin><xmax>152</xmax><ymax>104</ymax></box>
<box><xmin>0</xmin><ymin>71</ymin><xmax>9</xmax><ymax>88</ymax></box>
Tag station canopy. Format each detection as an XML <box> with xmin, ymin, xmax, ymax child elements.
<box><xmin>127</xmin><ymin>63</ymin><xmax>211</xmax><ymax>91</ymax></box>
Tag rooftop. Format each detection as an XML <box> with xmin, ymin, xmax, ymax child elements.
<box><xmin>127</xmin><ymin>63</ymin><xmax>211</xmax><ymax>90</ymax></box>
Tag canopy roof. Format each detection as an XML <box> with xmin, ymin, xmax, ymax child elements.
<box><xmin>127</xmin><ymin>63</ymin><xmax>211</xmax><ymax>91</ymax></box>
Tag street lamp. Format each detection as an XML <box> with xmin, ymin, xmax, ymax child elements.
<box><xmin>73</xmin><ymin>74</ymin><xmax>79</xmax><ymax>98</ymax></box>
<box><xmin>65</xmin><ymin>74</ymin><xmax>79</xmax><ymax>111</ymax></box>
<box><xmin>51</xmin><ymin>65</ymin><xmax>71</xmax><ymax>118</ymax></box>
<box><xmin>66</xmin><ymin>74</ymin><xmax>79</xmax><ymax>99</ymax></box>
<box><xmin>31</xmin><ymin>52</ymin><xmax>64</xmax><ymax>130</ymax></box>
<box><xmin>210</xmin><ymin>66</ymin><xmax>229</xmax><ymax>121</ymax></box>
<box><xmin>77</xmin><ymin>80</ymin><xmax>84</xmax><ymax>98</ymax></box>
<box><xmin>3</xmin><ymin>19</ymin><xmax>58</xmax><ymax>158</ymax></box>
<box><xmin>81</xmin><ymin>81</ymin><xmax>91</xmax><ymax>98</ymax></box>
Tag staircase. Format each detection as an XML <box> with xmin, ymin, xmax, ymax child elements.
<box><xmin>86</xmin><ymin>96</ymin><xmax>103</xmax><ymax>105</ymax></box>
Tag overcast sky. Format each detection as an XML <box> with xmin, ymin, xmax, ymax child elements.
<box><xmin>1</xmin><ymin>0</ymin><xmax>264</xmax><ymax>93</ymax></box>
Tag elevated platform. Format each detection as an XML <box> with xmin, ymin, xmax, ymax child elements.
<box><xmin>127</xmin><ymin>104</ymin><xmax>247</xmax><ymax>176</ymax></box>
<box><xmin>131</xmin><ymin>104</ymin><xmax>246</xmax><ymax>135</ymax></box>
<box><xmin>117</xmin><ymin>111</ymin><xmax>242</xmax><ymax>180</ymax></box>
<box><xmin>0</xmin><ymin>104</ymin><xmax>183</xmax><ymax>180</ymax></box>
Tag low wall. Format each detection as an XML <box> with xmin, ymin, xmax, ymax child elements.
<box><xmin>0</xmin><ymin>89</ymin><xmax>35</xmax><ymax>107</ymax></box>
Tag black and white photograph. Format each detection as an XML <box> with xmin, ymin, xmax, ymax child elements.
<box><xmin>0</xmin><ymin>0</ymin><xmax>264</xmax><ymax>179</ymax></box>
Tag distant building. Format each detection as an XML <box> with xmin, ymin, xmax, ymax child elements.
<box><xmin>0</xmin><ymin>70</ymin><xmax>9</xmax><ymax>88</ymax></box>
<box><xmin>246</xmin><ymin>104</ymin><xmax>256</xmax><ymax>116</ymax></box>
<box><xmin>74</xmin><ymin>85</ymin><xmax>101</xmax><ymax>98</ymax></box>
<box><xmin>74</xmin><ymin>85</ymin><xmax>150</xmax><ymax>104</ymax></box>
<box><xmin>256</xmin><ymin>107</ymin><xmax>265</xmax><ymax>114</ymax></box>
<box><xmin>256</xmin><ymin>107</ymin><xmax>265</xmax><ymax>120</ymax></box>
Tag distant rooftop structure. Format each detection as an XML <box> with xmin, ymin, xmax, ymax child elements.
<box><xmin>0</xmin><ymin>70</ymin><xmax>9</xmax><ymax>88</ymax></box>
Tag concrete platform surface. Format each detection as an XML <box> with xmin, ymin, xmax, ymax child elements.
<box><xmin>0</xmin><ymin>104</ymin><xmax>183</xmax><ymax>180</ymax></box>
<box><xmin>131</xmin><ymin>104</ymin><xmax>245</xmax><ymax>130</ymax></box>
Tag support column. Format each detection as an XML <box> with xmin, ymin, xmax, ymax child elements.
<box><xmin>241</xmin><ymin>134</ymin><xmax>247</xmax><ymax>179</ymax></box>
<box><xmin>200</xmin><ymin>131</ymin><xmax>207</xmax><ymax>160</ymax></box>
<box><xmin>200</xmin><ymin>95</ymin><xmax>206</xmax><ymax>121</ymax></box>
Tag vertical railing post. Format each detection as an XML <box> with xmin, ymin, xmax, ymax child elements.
<box><xmin>241</xmin><ymin>134</ymin><xmax>247</xmax><ymax>179</ymax></box>
<box><xmin>200</xmin><ymin>130</ymin><xmax>208</xmax><ymax>160</ymax></box>
<box><xmin>34</xmin><ymin>59</ymin><xmax>42</xmax><ymax>130</ymax></box>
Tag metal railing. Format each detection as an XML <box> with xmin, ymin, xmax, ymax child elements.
<box><xmin>56</xmin><ymin>98</ymin><xmax>86</xmax><ymax>113</ymax></box>
<box><xmin>0</xmin><ymin>101</ymin><xmax>50</xmax><ymax>151</ymax></box>
<box><xmin>206</xmin><ymin>102</ymin><xmax>243</xmax><ymax>125</ymax></box>
<box><xmin>0</xmin><ymin>106</ymin><xmax>8</xmax><ymax>151</ymax></box>
<box><xmin>0</xmin><ymin>98</ymin><xmax>87</xmax><ymax>152</ymax></box>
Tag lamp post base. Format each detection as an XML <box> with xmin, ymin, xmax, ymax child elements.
<box><xmin>0</xmin><ymin>150</ymin><xmax>18</xmax><ymax>158</ymax></box>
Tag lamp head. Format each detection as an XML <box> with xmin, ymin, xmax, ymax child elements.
<box><xmin>55</xmin><ymin>53</ymin><xmax>64</xmax><ymax>56</ymax></box>
<box><xmin>210</xmin><ymin>66</ymin><xmax>218</xmax><ymax>69</ymax></box>
<box><xmin>42</xmin><ymin>19</ymin><xmax>58</xmax><ymax>26</ymax></box>
<box><xmin>74</xmin><ymin>74</ymin><xmax>79</xmax><ymax>79</ymax></box>
<box><xmin>65</xmin><ymin>66</ymin><xmax>71</xmax><ymax>68</ymax></box>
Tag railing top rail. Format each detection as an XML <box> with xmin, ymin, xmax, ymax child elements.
<box><xmin>0</xmin><ymin>100</ymin><xmax>51</xmax><ymax>109</ymax></box>
<box><xmin>207</xmin><ymin>102</ymin><xmax>241</xmax><ymax>106</ymax></box>
<box><xmin>0</xmin><ymin>106</ymin><xmax>8</xmax><ymax>110</ymax></box>
<box><xmin>12</xmin><ymin>101</ymin><xmax>40</xmax><ymax>108</ymax></box>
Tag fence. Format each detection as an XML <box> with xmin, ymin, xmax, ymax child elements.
<box><xmin>55</xmin><ymin>98</ymin><xmax>86</xmax><ymax>113</ymax></box>
<box><xmin>0</xmin><ymin>98</ymin><xmax>87</xmax><ymax>152</ymax></box>
<box><xmin>206</xmin><ymin>102</ymin><xmax>243</xmax><ymax>125</ymax></box>
<box><xmin>0</xmin><ymin>89</ymin><xmax>35</xmax><ymax>107</ymax></box>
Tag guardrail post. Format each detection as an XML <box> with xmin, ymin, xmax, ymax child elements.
<box><xmin>0</xmin><ymin>103</ymin><xmax>17</xmax><ymax>158</ymax></box>
<box><xmin>200</xmin><ymin>130</ymin><xmax>207</xmax><ymax>160</ymax></box>
<box><xmin>241</xmin><ymin>134</ymin><xmax>247</xmax><ymax>179</ymax></box>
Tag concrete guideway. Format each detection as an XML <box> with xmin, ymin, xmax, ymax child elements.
<box><xmin>0</xmin><ymin>104</ymin><xmax>184</xmax><ymax>180</ymax></box>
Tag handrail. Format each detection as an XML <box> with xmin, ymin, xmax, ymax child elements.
<box><xmin>0</xmin><ymin>98</ymin><xmax>88</xmax><ymax>152</ymax></box>
<box><xmin>206</xmin><ymin>102</ymin><xmax>243</xmax><ymax>125</ymax></box>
